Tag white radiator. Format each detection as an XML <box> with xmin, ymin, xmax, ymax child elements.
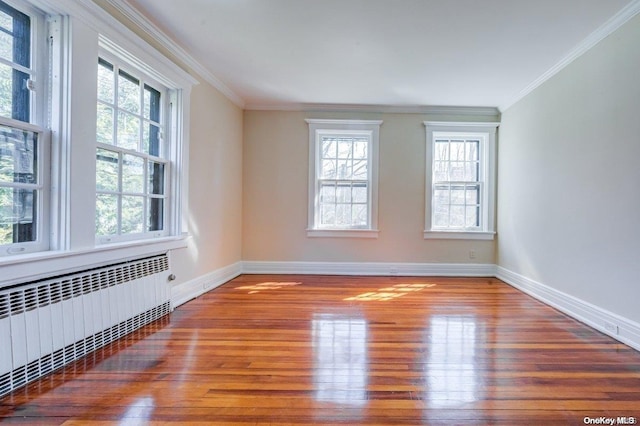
<box><xmin>0</xmin><ymin>254</ymin><xmax>171</xmax><ymax>397</ymax></box>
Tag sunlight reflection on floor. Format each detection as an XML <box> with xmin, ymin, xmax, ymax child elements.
<box><xmin>344</xmin><ymin>283</ymin><xmax>436</xmax><ymax>301</ymax></box>
<box><xmin>235</xmin><ymin>282</ymin><xmax>302</xmax><ymax>294</ymax></box>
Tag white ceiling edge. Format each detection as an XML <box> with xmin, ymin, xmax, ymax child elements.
<box><xmin>245</xmin><ymin>103</ymin><xmax>501</xmax><ymax>117</ymax></box>
<box><xmin>102</xmin><ymin>0</ymin><xmax>246</xmax><ymax>108</ymax></box>
<box><xmin>499</xmin><ymin>0</ymin><xmax>640</xmax><ymax>112</ymax></box>
<box><xmin>102</xmin><ymin>0</ymin><xmax>640</xmax><ymax>115</ymax></box>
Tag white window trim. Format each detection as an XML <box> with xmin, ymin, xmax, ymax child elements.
<box><xmin>423</xmin><ymin>121</ymin><xmax>499</xmax><ymax>241</ymax></box>
<box><xmin>1</xmin><ymin>0</ymin><xmax>196</xmax><ymax>285</ymax></box>
<box><xmin>306</xmin><ymin>119</ymin><xmax>381</xmax><ymax>238</ymax></box>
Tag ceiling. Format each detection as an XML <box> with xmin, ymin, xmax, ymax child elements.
<box><xmin>125</xmin><ymin>0</ymin><xmax>636</xmax><ymax>111</ymax></box>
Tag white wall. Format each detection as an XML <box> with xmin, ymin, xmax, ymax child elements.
<box><xmin>170</xmin><ymin>84</ymin><xmax>243</xmax><ymax>284</ymax></box>
<box><xmin>498</xmin><ymin>14</ymin><xmax>640</xmax><ymax>324</ymax></box>
<box><xmin>243</xmin><ymin>110</ymin><xmax>498</xmax><ymax>265</ymax></box>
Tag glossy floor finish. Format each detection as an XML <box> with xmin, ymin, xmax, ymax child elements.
<box><xmin>1</xmin><ymin>275</ymin><xmax>639</xmax><ymax>425</ymax></box>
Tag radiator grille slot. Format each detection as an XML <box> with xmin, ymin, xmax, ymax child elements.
<box><xmin>0</xmin><ymin>254</ymin><xmax>171</xmax><ymax>398</ymax></box>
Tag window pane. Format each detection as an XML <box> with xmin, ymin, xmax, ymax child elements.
<box><xmin>122</xmin><ymin>154</ymin><xmax>144</xmax><ymax>194</ymax></box>
<box><xmin>352</xmin><ymin>204</ymin><xmax>367</xmax><ymax>226</ymax></box>
<box><xmin>143</xmin><ymin>84</ymin><xmax>161</xmax><ymax>122</ymax></box>
<box><xmin>353</xmin><ymin>140</ymin><xmax>367</xmax><ymax>159</ymax></box>
<box><xmin>434</xmin><ymin>209</ymin><xmax>449</xmax><ymax>228</ymax></box>
<box><xmin>0</xmin><ymin>187</ymin><xmax>36</xmax><ymax>244</ymax></box>
<box><xmin>450</xmin><ymin>187</ymin><xmax>465</xmax><ymax>205</ymax></box>
<box><xmin>320</xmin><ymin>204</ymin><xmax>335</xmax><ymax>226</ymax></box>
<box><xmin>466</xmin><ymin>186</ymin><xmax>479</xmax><ymax>204</ymax></box>
<box><xmin>117</xmin><ymin>111</ymin><xmax>140</xmax><ymax>150</ymax></box>
<box><xmin>0</xmin><ymin>3</ymin><xmax>30</xmax><ymax>123</ymax></box>
<box><xmin>143</xmin><ymin>122</ymin><xmax>161</xmax><ymax>156</ymax></box>
<box><xmin>96</xmin><ymin>103</ymin><xmax>114</xmax><ymax>145</ymax></box>
<box><xmin>465</xmin><ymin>162</ymin><xmax>479</xmax><ymax>181</ymax></box>
<box><xmin>449</xmin><ymin>141</ymin><xmax>465</xmax><ymax>161</ymax></box>
<box><xmin>0</xmin><ymin>29</ymin><xmax>12</xmax><ymax>61</ymax></box>
<box><xmin>97</xmin><ymin>59</ymin><xmax>114</xmax><ymax>103</ymax></box>
<box><xmin>121</xmin><ymin>195</ymin><xmax>143</xmax><ymax>234</ymax></box>
<box><xmin>466</xmin><ymin>140</ymin><xmax>479</xmax><ymax>161</ymax></box>
<box><xmin>148</xmin><ymin>161</ymin><xmax>164</xmax><ymax>195</ymax></box>
<box><xmin>434</xmin><ymin>186</ymin><xmax>449</xmax><ymax>203</ymax></box>
<box><xmin>321</xmin><ymin>159</ymin><xmax>336</xmax><ymax>179</ymax></box>
<box><xmin>337</xmin><ymin>139</ymin><xmax>352</xmax><ymax>159</ymax></box>
<box><xmin>321</xmin><ymin>138</ymin><xmax>336</xmax><ymax>159</ymax></box>
<box><xmin>0</xmin><ymin>64</ymin><xmax>30</xmax><ymax>122</ymax></box>
<box><xmin>96</xmin><ymin>149</ymin><xmax>119</xmax><ymax>192</ymax></box>
<box><xmin>466</xmin><ymin>206</ymin><xmax>479</xmax><ymax>228</ymax></box>
<box><xmin>320</xmin><ymin>183</ymin><xmax>335</xmax><ymax>204</ymax></box>
<box><xmin>337</xmin><ymin>160</ymin><xmax>351</xmax><ymax>179</ymax></box>
<box><xmin>435</xmin><ymin>140</ymin><xmax>449</xmax><ymax>161</ymax></box>
<box><xmin>434</xmin><ymin>161</ymin><xmax>448</xmax><ymax>182</ymax></box>
<box><xmin>148</xmin><ymin>197</ymin><xmax>163</xmax><ymax>231</ymax></box>
<box><xmin>336</xmin><ymin>184</ymin><xmax>351</xmax><ymax>203</ymax></box>
<box><xmin>96</xmin><ymin>193</ymin><xmax>118</xmax><ymax>236</ymax></box>
<box><xmin>0</xmin><ymin>62</ymin><xmax>12</xmax><ymax>118</ymax></box>
<box><xmin>118</xmin><ymin>70</ymin><xmax>140</xmax><ymax>114</ymax></box>
<box><xmin>450</xmin><ymin>162</ymin><xmax>465</xmax><ymax>181</ymax></box>
<box><xmin>352</xmin><ymin>185</ymin><xmax>367</xmax><ymax>203</ymax></box>
<box><xmin>335</xmin><ymin>204</ymin><xmax>351</xmax><ymax>226</ymax></box>
<box><xmin>0</xmin><ymin>125</ymin><xmax>37</xmax><ymax>184</ymax></box>
<box><xmin>450</xmin><ymin>206</ymin><xmax>465</xmax><ymax>227</ymax></box>
<box><xmin>0</xmin><ymin>9</ymin><xmax>12</xmax><ymax>31</ymax></box>
<box><xmin>352</xmin><ymin>158</ymin><xmax>367</xmax><ymax>179</ymax></box>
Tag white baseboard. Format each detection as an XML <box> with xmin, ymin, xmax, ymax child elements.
<box><xmin>496</xmin><ymin>266</ymin><xmax>640</xmax><ymax>352</ymax></box>
<box><xmin>241</xmin><ymin>260</ymin><xmax>496</xmax><ymax>277</ymax></box>
<box><xmin>171</xmin><ymin>261</ymin><xmax>242</xmax><ymax>309</ymax></box>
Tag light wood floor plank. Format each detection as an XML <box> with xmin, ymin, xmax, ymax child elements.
<box><xmin>1</xmin><ymin>275</ymin><xmax>639</xmax><ymax>424</ymax></box>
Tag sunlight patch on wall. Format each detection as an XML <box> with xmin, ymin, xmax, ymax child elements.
<box><xmin>235</xmin><ymin>282</ymin><xmax>302</xmax><ymax>294</ymax></box>
<box><xmin>344</xmin><ymin>283</ymin><xmax>436</xmax><ymax>301</ymax></box>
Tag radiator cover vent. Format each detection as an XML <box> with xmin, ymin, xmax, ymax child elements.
<box><xmin>0</xmin><ymin>254</ymin><xmax>171</xmax><ymax>398</ymax></box>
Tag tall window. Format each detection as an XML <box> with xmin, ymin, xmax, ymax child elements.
<box><xmin>95</xmin><ymin>57</ymin><xmax>168</xmax><ymax>243</ymax></box>
<box><xmin>0</xmin><ymin>0</ymin><xmax>47</xmax><ymax>255</ymax></box>
<box><xmin>306</xmin><ymin>119</ymin><xmax>381</xmax><ymax>238</ymax></box>
<box><xmin>424</xmin><ymin>122</ymin><xmax>498</xmax><ymax>240</ymax></box>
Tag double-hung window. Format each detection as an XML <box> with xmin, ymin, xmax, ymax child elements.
<box><xmin>0</xmin><ymin>0</ymin><xmax>48</xmax><ymax>255</ymax></box>
<box><xmin>424</xmin><ymin>122</ymin><xmax>498</xmax><ymax>240</ymax></box>
<box><xmin>306</xmin><ymin>119</ymin><xmax>381</xmax><ymax>238</ymax></box>
<box><xmin>95</xmin><ymin>56</ymin><xmax>168</xmax><ymax>243</ymax></box>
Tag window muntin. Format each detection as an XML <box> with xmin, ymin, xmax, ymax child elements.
<box><xmin>95</xmin><ymin>57</ymin><xmax>168</xmax><ymax>242</ymax></box>
<box><xmin>0</xmin><ymin>0</ymin><xmax>32</xmax><ymax>123</ymax></box>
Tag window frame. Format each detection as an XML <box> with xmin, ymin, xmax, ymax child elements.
<box><xmin>95</xmin><ymin>52</ymin><xmax>171</xmax><ymax>244</ymax></box>
<box><xmin>306</xmin><ymin>119</ymin><xmax>381</xmax><ymax>238</ymax></box>
<box><xmin>0</xmin><ymin>0</ymin><xmax>49</xmax><ymax>256</ymax></box>
<box><xmin>423</xmin><ymin>121</ymin><xmax>499</xmax><ymax>240</ymax></box>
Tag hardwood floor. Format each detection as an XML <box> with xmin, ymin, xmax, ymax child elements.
<box><xmin>1</xmin><ymin>275</ymin><xmax>639</xmax><ymax>425</ymax></box>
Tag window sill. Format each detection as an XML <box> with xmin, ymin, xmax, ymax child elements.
<box><xmin>423</xmin><ymin>230</ymin><xmax>495</xmax><ymax>240</ymax></box>
<box><xmin>0</xmin><ymin>234</ymin><xmax>189</xmax><ymax>289</ymax></box>
<box><xmin>307</xmin><ymin>229</ymin><xmax>379</xmax><ymax>238</ymax></box>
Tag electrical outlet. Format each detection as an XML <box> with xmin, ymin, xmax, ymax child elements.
<box><xmin>469</xmin><ymin>249</ymin><xmax>476</xmax><ymax>259</ymax></box>
<box><xmin>603</xmin><ymin>321</ymin><xmax>619</xmax><ymax>335</ymax></box>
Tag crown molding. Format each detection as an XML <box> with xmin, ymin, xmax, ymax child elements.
<box><xmin>246</xmin><ymin>103</ymin><xmax>500</xmax><ymax>116</ymax></box>
<box><xmin>101</xmin><ymin>0</ymin><xmax>245</xmax><ymax>108</ymax></box>
<box><xmin>500</xmin><ymin>0</ymin><xmax>640</xmax><ymax>112</ymax></box>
